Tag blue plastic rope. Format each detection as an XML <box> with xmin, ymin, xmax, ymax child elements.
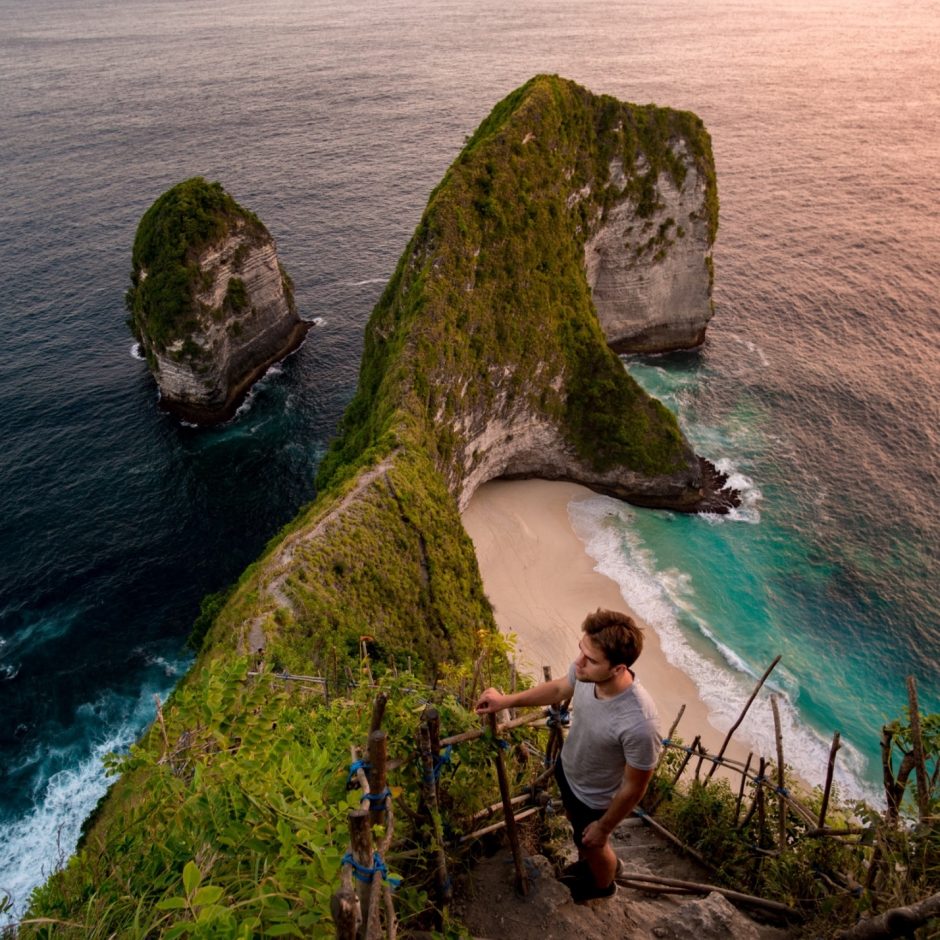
<box><xmin>425</xmin><ymin>744</ymin><xmax>453</xmax><ymax>783</ymax></box>
<box><xmin>364</xmin><ymin>786</ymin><xmax>392</xmax><ymax>805</ymax></box>
<box><xmin>546</xmin><ymin>707</ymin><xmax>571</xmax><ymax>728</ymax></box>
<box><xmin>347</xmin><ymin>759</ymin><xmax>370</xmax><ymax>786</ymax></box>
<box><xmin>341</xmin><ymin>851</ymin><xmax>402</xmax><ymax>889</ymax></box>
<box><xmin>775</xmin><ymin>785</ymin><xmax>790</xmax><ymax>797</ymax></box>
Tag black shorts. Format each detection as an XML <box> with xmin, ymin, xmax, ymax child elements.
<box><xmin>554</xmin><ymin>755</ymin><xmax>605</xmax><ymax>849</ymax></box>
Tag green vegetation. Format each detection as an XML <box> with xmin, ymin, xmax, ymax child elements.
<box><xmin>22</xmin><ymin>77</ymin><xmax>736</xmax><ymax>935</ymax></box>
<box><xmin>125</xmin><ymin>178</ymin><xmax>266</xmax><ymax>352</ymax></box>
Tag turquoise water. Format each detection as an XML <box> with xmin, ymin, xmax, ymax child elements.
<box><xmin>2</xmin><ymin>0</ymin><xmax>938</xmax><ymax>919</ymax></box>
<box><xmin>567</xmin><ymin>344</ymin><xmax>938</xmax><ymax>804</ymax></box>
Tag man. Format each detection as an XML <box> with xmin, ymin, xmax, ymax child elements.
<box><xmin>475</xmin><ymin>609</ymin><xmax>661</xmax><ymax>902</ymax></box>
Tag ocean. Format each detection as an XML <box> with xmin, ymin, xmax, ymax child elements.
<box><xmin>1</xmin><ymin>0</ymin><xmax>937</xmax><ymax>919</ymax></box>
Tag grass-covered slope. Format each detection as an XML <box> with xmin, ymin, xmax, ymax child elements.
<box><xmin>24</xmin><ymin>77</ymin><xmax>720</xmax><ymax>935</ymax></box>
<box><xmin>125</xmin><ymin>177</ymin><xmax>268</xmax><ymax>352</ymax></box>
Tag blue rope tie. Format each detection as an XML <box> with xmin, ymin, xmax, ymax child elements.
<box><xmin>775</xmin><ymin>785</ymin><xmax>790</xmax><ymax>797</ymax></box>
<box><xmin>634</xmin><ymin>806</ymin><xmax>648</xmax><ymax>818</ymax></box>
<box><xmin>546</xmin><ymin>707</ymin><xmax>571</xmax><ymax>728</ymax></box>
<box><xmin>425</xmin><ymin>744</ymin><xmax>453</xmax><ymax>783</ymax></box>
<box><xmin>347</xmin><ymin>759</ymin><xmax>370</xmax><ymax>786</ymax></box>
<box><xmin>364</xmin><ymin>786</ymin><xmax>392</xmax><ymax>805</ymax></box>
<box><xmin>341</xmin><ymin>851</ymin><xmax>402</xmax><ymax>889</ymax></box>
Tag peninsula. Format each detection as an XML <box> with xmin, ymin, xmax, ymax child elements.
<box><xmin>29</xmin><ymin>76</ymin><xmax>744</xmax><ymax>935</ymax></box>
<box><xmin>126</xmin><ymin>177</ymin><xmax>309</xmax><ymax>424</ymax></box>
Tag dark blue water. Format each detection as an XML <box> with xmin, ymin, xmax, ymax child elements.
<box><xmin>2</xmin><ymin>0</ymin><xmax>938</xmax><ymax>918</ymax></box>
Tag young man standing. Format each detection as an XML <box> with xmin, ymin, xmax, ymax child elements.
<box><xmin>475</xmin><ymin>609</ymin><xmax>661</xmax><ymax>902</ymax></box>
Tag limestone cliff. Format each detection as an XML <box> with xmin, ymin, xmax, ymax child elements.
<box><xmin>126</xmin><ymin>178</ymin><xmax>308</xmax><ymax>424</ymax></box>
<box><xmin>585</xmin><ymin>146</ymin><xmax>717</xmax><ymax>352</ymax></box>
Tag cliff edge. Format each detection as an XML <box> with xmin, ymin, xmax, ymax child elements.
<box><xmin>126</xmin><ymin>177</ymin><xmax>309</xmax><ymax>424</ymax></box>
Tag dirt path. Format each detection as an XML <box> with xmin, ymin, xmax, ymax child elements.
<box><xmin>453</xmin><ymin>818</ymin><xmax>800</xmax><ymax>939</ymax></box>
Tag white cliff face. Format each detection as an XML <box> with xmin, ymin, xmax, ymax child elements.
<box><xmin>146</xmin><ymin>219</ymin><xmax>307</xmax><ymax>423</ymax></box>
<box><xmin>584</xmin><ymin>148</ymin><xmax>714</xmax><ymax>352</ymax></box>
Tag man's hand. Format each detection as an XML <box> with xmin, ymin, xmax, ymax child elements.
<box><xmin>580</xmin><ymin>819</ymin><xmax>612</xmax><ymax>849</ymax></box>
<box><xmin>475</xmin><ymin>687</ymin><xmax>506</xmax><ymax>714</ymax></box>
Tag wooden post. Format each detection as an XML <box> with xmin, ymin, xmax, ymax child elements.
<box><xmin>370</xmin><ymin>692</ymin><xmax>388</xmax><ymax>735</ymax></box>
<box><xmin>508</xmin><ymin>658</ymin><xmax>518</xmax><ymax>720</ymax></box>
<box><xmin>666</xmin><ymin>704</ymin><xmax>686</xmax><ymax>742</ymax></box>
<box><xmin>818</xmin><ymin>731</ymin><xmax>841</xmax><ymax>828</ymax></box>
<box><xmin>418</xmin><ymin>720</ymin><xmax>452</xmax><ymax>909</ymax></box>
<box><xmin>367</xmin><ymin>730</ymin><xmax>388</xmax><ymax>825</ymax></box>
<box><xmin>331</xmin><ymin>863</ymin><xmax>359</xmax><ymax>940</ymax></box>
<box><xmin>348</xmin><ymin>809</ymin><xmax>373</xmax><ymax>928</ymax></box>
<box><xmin>706</xmin><ymin>655</ymin><xmax>781</xmax><ymax>781</ymax></box>
<box><xmin>733</xmin><ymin>752</ymin><xmax>753</xmax><ymax>825</ymax></box>
<box><xmin>770</xmin><ymin>695</ymin><xmax>787</xmax><ymax>851</ymax></box>
<box><xmin>906</xmin><ymin>676</ymin><xmax>930</xmax><ymax>823</ymax></box>
<box><xmin>488</xmin><ymin>712</ymin><xmax>528</xmax><ymax>895</ymax></box>
<box><xmin>672</xmin><ymin>735</ymin><xmax>701</xmax><ymax>789</ymax></box>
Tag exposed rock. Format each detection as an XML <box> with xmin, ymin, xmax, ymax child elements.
<box><xmin>127</xmin><ymin>178</ymin><xmax>309</xmax><ymax>425</ymax></box>
<box><xmin>585</xmin><ymin>149</ymin><xmax>716</xmax><ymax>352</ymax></box>
<box><xmin>650</xmin><ymin>892</ymin><xmax>762</xmax><ymax>940</ymax></box>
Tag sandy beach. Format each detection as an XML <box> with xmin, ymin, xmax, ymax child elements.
<box><xmin>462</xmin><ymin>478</ymin><xmax>754</xmax><ymax>774</ymax></box>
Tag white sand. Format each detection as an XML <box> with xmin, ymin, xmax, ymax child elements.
<box><xmin>462</xmin><ymin>478</ymin><xmax>755</xmax><ymax>775</ymax></box>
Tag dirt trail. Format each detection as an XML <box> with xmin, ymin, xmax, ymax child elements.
<box><xmin>453</xmin><ymin>818</ymin><xmax>800</xmax><ymax>939</ymax></box>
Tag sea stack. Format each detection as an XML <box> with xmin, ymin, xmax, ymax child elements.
<box><xmin>126</xmin><ymin>177</ymin><xmax>308</xmax><ymax>424</ymax></box>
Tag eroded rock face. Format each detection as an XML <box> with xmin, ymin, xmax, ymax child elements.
<box><xmin>148</xmin><ymin>221</ymin><xmax>307</xmax><ymax>423</ymax></box>
<box><xmin>128</xmin><ymin>178</ymin><xmax>308</xmax><ymax>425</ymax></box>
<box><xmin>585</xmin><ymin>150</ymin><xmax>714</xmax><ymax>353</ymax></box>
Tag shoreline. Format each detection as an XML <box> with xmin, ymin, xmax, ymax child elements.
<box><xmin>462</xmin><ymin>478</ymin><xmax>756</xmax><ymax>779</ymax></box>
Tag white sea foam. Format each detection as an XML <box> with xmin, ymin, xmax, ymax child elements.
<box><xmin>566</xmin><ymin>495</ymin><xmax>878</xmax><ymax>805</ymax></box>
<box><xmin>129</xmin><ymin>342</ymin><xmax>145</xmax><ymax>360</ymax></box>
<box><xmin>310</xmin><ymin>316</ymin><xmax>325</xmax><ymax>326</ymax></box>
<box><xmin>348</xmin><ymin>277</ymin><xmax>387</xmax><ymax>286</ymax></box>
<box><xmin>0</xmin><ymin>681</ymin><xmax>173</xmax><ymax>925</ymax></box>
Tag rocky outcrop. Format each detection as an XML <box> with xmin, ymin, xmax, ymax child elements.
<box><xmin>127</xmin><ymin>178</ymin><xmax>308</xmax><ymax>425</ymax></box>
<box><xmin>585</xmin><ymin>148</ymin><xmax>716</xmax><ymax>352</ymax></box>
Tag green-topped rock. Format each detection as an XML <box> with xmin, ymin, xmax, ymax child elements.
<box><xmin>126</xmin><ymin>177</ymin><xmax>308</xmax><ymax>424</ymax></box>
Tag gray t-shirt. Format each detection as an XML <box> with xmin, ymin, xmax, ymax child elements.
<box><xmin>561</xmin><ymin>662</ymin><xmax>662</xmax><ymax>809</ymax></box>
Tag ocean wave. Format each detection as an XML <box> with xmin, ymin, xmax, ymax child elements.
<box><xmin>566</xmin><ymin>495</ymin><xmax>879</xmax><ymax>805</ymax></box>
<box><xmin>0</xmin><ymin>678</ymin><xmax>174</xmax><ymax>924</ymax></box>
<box><xmin>347</xmin><ymin>277</ymin><xmax>388</xmax><ymax>286</ymax></box>
<box><xmin>129</xmin><ymin>342</ymin><xmax>144</xmax><ymax>361</ymax></box>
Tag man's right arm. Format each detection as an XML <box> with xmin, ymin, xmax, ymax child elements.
<box><xmin>475</xmin><ymin>673</ymin><xmax>574</xmax><ymax>714</ymax></box>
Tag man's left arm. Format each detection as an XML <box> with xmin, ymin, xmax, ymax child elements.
<box><xmin>580</xmin><ymin>764</ymin><xmax>655</xmax><ymax>849</ymax></box>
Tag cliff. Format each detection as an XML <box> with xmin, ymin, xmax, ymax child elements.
<box><xmin>318</xmin><ymin>75</ymin><xmax>725</xmax><ymax>512</ymax></box>
<box><xmin>126</xmin><ymin>178</ymin><xmax>309</xmax><ymax>424</ymax></box>
<box><xmin>26</xmin><ymin>77</ymin><xmax>732</xmax><ymax>935</ymax></box>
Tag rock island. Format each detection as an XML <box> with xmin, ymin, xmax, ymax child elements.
<box><xmin>126</xmin><ymin>177</ymin><xmax>309</xmax><ymax>424</ymax></box>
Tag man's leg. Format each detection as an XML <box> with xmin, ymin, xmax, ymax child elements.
<box><xmin>582</xmin><ymin>840</ymin><xmax>617</xmax><ymax>888</ymax></box>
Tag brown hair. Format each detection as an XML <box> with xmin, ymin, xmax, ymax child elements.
<box><xmin>581</xmin><ymin>608</ymin><xmax>644</xmax><ymax>668</ymax></box>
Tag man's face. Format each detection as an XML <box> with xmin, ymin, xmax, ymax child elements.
<box><xmin>574</xmin><ymin>633</ymin><xmax>620</xmax><ymax>683</ymax></box>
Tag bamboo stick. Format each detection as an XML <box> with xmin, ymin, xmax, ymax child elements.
<box><xmin>666</xmin><ymin>704</ymin><xmax>686</xmax><ymax>743</ymax></box>
<box><xmin>470</xmin><ymin>792</ymin><xmax>531</xmax><ymax>823</ymax></box>
<box><xmin>459</xmin><ymin>806</ymin><xmax>541</xmax><ymax>843</ymax></box>
<box><xmin>818</xmin><ymin>731</ymin><xmax>842</xmax><ymax>829</ymax></box>
<box><xmin>614</xmin><ymin>872</ymin><xmax>801</xmax><ymax>920</ymax></box>
<box><xmin>771</xmin><ymin>695</ymin><xmax>787</xmax><ymax>851</ymax></box>
<box><xmin>632</xmin><ymin>810</ymin><xmax>709</xmax><ymax>869</ymax></box>
<box><xmin>706</xmin><ymin>655</ymin><xmax>781</xmax><ymax>781</ymax></box>
<box><xmin>440</xmin><ymin>709</ymin><xmax>545</xmax><ymax>746</ymax></box>
<box><xmin>488</xmin><ymin>712</ymin><xmax>528</xmax><ymax>895</ymax></box>
<box><xmin>733</xmin><ymin>752</ymin><xmax>753</xmax><ymax>825</ymax></box>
